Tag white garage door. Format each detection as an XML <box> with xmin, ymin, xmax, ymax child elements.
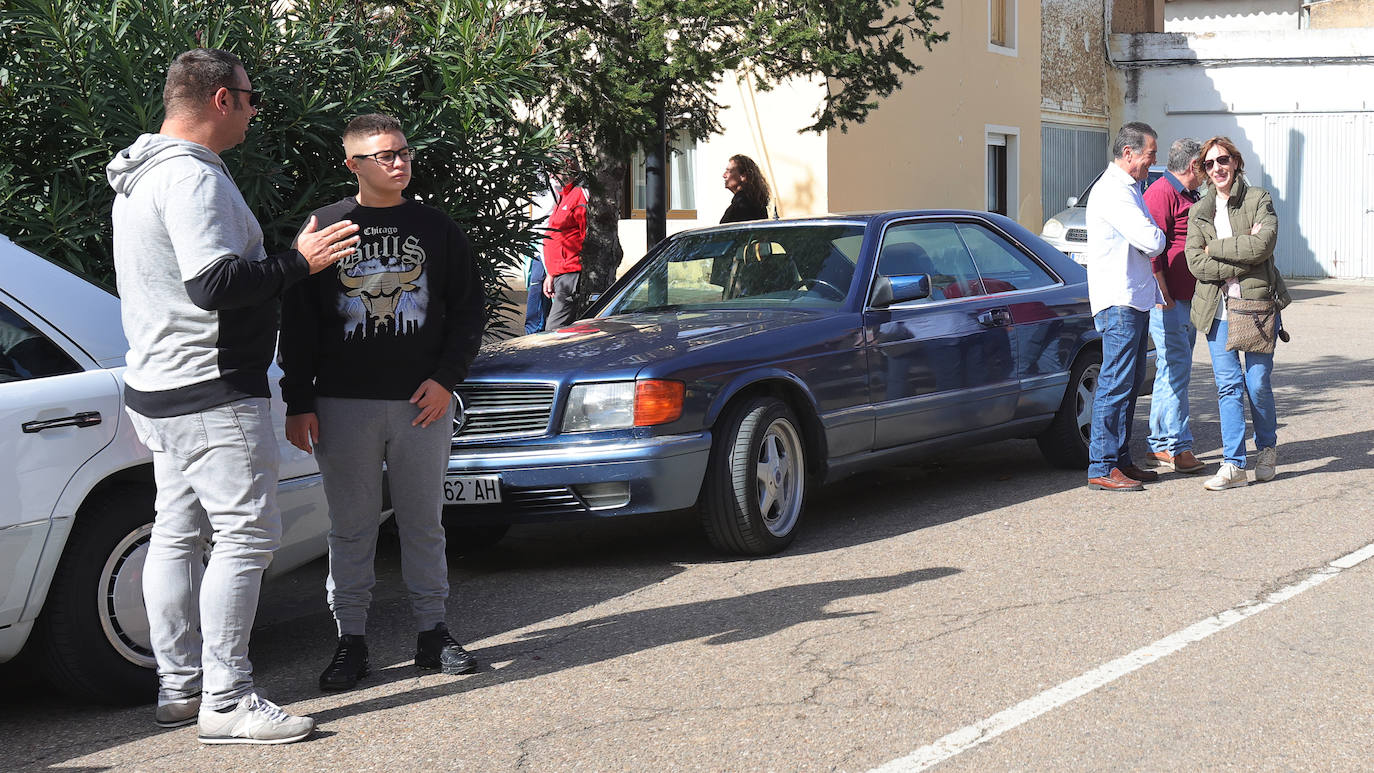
<box><xmin>1263</xmin><ymin>112</ymin><xmax>1373</xmax><ymax>279</ymax></box>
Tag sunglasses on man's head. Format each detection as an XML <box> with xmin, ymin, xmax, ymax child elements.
<box><xmin>226</xmin><ymin>87</ymin><xmax>262</xmax><ymax>108</ymax></box>
<box><xmin>1203</xmin><ymin>155</ymin><xmax>1232</xmax><ymax>171</ymax></box>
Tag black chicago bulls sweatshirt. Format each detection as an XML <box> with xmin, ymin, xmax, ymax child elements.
<box><xmin>278</xmin><ymin>198</ymin><xmax>485</xmax><ymax>415</ymax></box>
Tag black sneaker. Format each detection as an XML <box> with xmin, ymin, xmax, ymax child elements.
<box><xmin>319</xmin><ymin>634</ymin><xmax>369</xmax><ymax>692</ymax></box>
<box><xmin>415</xmin><ymin>623</ymin><xmax>477</xmax><ymax>675</ymax></box>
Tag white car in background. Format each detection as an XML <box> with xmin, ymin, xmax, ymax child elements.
<box><xmin>1040</xmin><ymin>165</ymin><xmax>1166</xmax><ymax>265</ymax></box>
<box><xmin>0</xmin><ymin>234</ymin><xmax>346</xmax><ymax>703</ymax></box>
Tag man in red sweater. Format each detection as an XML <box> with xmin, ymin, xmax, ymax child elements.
<box><xmin>1143</xmin><ymin>138</ymin><xmax>1206</xmax><ymax>474</ymax></box>
<box><xmin>542</xmin><ymin>159</ymin><xmax>589</xmax><ymax>329</ymax></box>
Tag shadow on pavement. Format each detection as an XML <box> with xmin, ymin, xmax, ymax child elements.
<box><xmin>5</xmin><ymin>287</ymin><xmax>1364</xmax><ymax>763</ymax></box>
<box><xmin>284</xmin><ymin>565</ymin><xmax>959</xmax><ymax>726</ymax></box>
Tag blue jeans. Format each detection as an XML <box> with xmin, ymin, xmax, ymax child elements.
<box><xmin>525</xmin><ymin>260</ymin><xmax>551</xmax><ymax>334</ymax></box>
<box><xmin>127</xmin><ymin>399</ymin><xmax>282</xmax><ymax>711</ymax></box>
<box><xmin>1088</xmin><ymin>306</ymin><xmax>1150</xmax><ymax>478</ymax></box>
<box><xmin>1204</xmin><ymin>318</ymin><xmax>1277</xmax><ymax>468</ymax></box>
<box><xmin>1147</xmin><ymin>298</ymin><xmax>1196</xmax><ymax>453</ymax></box>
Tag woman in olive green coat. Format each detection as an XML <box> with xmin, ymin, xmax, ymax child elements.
<box><xmin>1184</xmin><ymin>136</ymin><xmax>1290</xmax><ymax>490</ymax></box>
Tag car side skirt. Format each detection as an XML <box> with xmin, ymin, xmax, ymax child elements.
<box><xmin>821</xmin><ymin>414</ymin><xmax>1056</xmax><ymax>484</ymax></box>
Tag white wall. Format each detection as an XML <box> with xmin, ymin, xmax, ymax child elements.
<box><xmin>1110</xmin><ymin>29</ymin><xmax>1374</xmax><ymax>277</ymax></box>
<box><xmin>1165</xmin><ymin>0</ymin><xmax>1299</xmax><ymax>32</ymax></box>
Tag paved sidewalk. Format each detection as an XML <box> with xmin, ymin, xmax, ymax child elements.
<box><xmin>3</xmin><ymin>279</ymin><xmax>1371</xmax><ymax>772</ymax></box>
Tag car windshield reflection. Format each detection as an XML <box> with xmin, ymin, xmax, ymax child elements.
<box><xmin>605</xmin><ymin>224</ymin><xmax>866</xmax><ymax>314</ymax></box>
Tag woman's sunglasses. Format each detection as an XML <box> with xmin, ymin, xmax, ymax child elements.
<box><xmin>1203</xmin><ymin>155</ymin><xmax>1232</xmax><ymax>171</ymax></box>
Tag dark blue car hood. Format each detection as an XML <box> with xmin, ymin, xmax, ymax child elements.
<box><xmin>471</xmin><ymin>308</ymin><xmax>825</xmax><ymax>380</ymax></box>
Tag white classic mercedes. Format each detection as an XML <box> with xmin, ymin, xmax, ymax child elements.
<box><xmin>0</xmin><ymin>234</ymin><xmax>350</xmax><ymax>703</ymax></box>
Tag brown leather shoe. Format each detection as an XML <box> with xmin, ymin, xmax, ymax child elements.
<box><xmin>1145</xmin><ymin>450</ymin><xmax>1176</xmax><ymax>471</ymax></box>
<box><xmin>1088</xmin><ymin>468</ymin><xmax>1145</xmax><ymax>491</ymax></box>
<box><xmin>1119</xmin><ymin>465</ymin><xmax>1159</xmax><ymax>483</ymax></box>
<box><xmin>1171</xmin><ymin>450</ymin><xmax>1206</xmax><ymax>474</ymax></box>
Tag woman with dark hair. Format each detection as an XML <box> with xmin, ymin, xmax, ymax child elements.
<box><xmin>1185</xmin><ymin>136</ymin><xmax>1289</xmax><ymax>490</ymax></box>
<box><xmin>720</xmin><ymin>154</ymin><xmax>770</xmax><ymax>223</ymax></box>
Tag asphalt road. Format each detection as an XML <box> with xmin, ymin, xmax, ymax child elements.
<box><xmin>4</xmin><ymin>280</ymin><xmax>1372</xmax><ymax>772</ymax></box>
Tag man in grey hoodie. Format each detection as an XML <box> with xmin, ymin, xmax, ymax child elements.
<box><xmin>107</xmin><ymin>48</ymin><xmax>358</xmax><ymax>745</ymax></box>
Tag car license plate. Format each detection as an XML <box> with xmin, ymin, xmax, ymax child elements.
<box><xmin>443</xmin><ymin>474</ymin><xmax>501</xmax><ymax>504</ymax></box>
<box><xmin>1071</xmin><ymin>252</ymin><xmax>1087</xmax><ymax>265</ymax></box>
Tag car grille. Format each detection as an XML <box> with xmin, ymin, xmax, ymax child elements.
<box><xmin>452</xmin><ymin>382</ymin><xmax>556</xmax><ymax>441</ymax></box>
<box><xmin>1066</xmin><ymin>228</ymin><xmax>1088</xmax><ymax>243</ymax></box>
<box><xmin>447</xmin><ymin>486</ymin><xmax>592</xmax><ymax>519</ymax></box>
<box><xmin>508</xmin><ymin>486</ymin><xmax>586</xmax><ymax>513</ymax></box>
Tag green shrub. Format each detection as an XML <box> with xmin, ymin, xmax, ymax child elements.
<box><xmin>0</xmin><ymin>0</ymin><xmax>557</xmax><ymax>329</ymax></box>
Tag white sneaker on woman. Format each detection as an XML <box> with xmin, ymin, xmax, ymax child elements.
<box><xmin>1204</xmin><ymin>462</ymin><xmax>1249</xmax><ymax>491</ymax></box>
<box><xmin>1255</xmin><ymin>447</ymin><xmax>1278</xmax><ymax>482</ymax></box>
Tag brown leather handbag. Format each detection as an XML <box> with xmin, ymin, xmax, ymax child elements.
<box><xmin>1225</xmin><ymin>297</ymin><xmax>1278</xmax><ymax>354</ymax></box>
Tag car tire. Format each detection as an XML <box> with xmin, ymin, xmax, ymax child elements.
<box><xmin>1036</xmin><ymin>348</ymin><xmax>1102</xmax><ymax>470</ymax></box>
<box><xmin>699</xmin><ymin>395</ymin><xmax>808</xmax><ymax>556</ymax></box>
<box><xmin>34</xmin><ymin>485</ymin><xmax>159</xmax><ymax>704</ymax></box>
<box><xmin>440</xmin><ymin>517</ymin><xmax>510</xmax><ymax>555</ymax></box>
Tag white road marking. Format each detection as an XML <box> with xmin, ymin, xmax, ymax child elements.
<box><xmin>871</xmin><ymin>541</ymin><xmax>1374</xmax><ymax>772</ymax></box>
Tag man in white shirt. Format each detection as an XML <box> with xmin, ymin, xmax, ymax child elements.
<box><xmin>1085</xmin><ymin>121</ymin><xmax>1166</xmax><ymax>491</ymax></box>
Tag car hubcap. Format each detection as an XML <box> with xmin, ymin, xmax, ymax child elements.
<box><xmin>1075</xmin><ymin>363</ymin><xmax>1100</xmax><ymax>446</ymax></box>
<box><xmin>754</xmin><ymin>418</ymin><xmax>805</xmax><ymax>537</ymax></box>
<box><xmin>97</xmin><ymin>527</ymin><xmax>209</xmax><ymax>669</ymax></box>
<box><xmin>98</xmin><ymin>524</ymin><xmax>156</xmax><ymax>668</ymax></box>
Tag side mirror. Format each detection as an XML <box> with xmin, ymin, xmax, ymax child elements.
<box><xmin>1067</xmin><ymin>196</ymin><xmax>1079</xmax><ymax>207</ymax></box>
<box><xmin>870</xmin><ymin>274</ymin><xmax>931</xmax><ymax>308</ymax></box>
<box><xmin>588</xmin><ymin>293</ymin><xmax>601</xmax><ymax>303</ymax></box>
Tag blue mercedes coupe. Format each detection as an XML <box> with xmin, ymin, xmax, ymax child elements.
<box><xmin>443</xmin><ymin>211</ymin><xmax>1108</xmax><ymax>555</ymax></box>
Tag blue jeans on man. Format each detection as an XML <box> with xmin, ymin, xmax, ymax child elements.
<box><xmin>525</xmin><ymin>259</ymin><xmax>551</xmax><ymax>334</ymax></box>
<box><xmin>1147</xmin><ymin>298</ymin><xmax>1195</xmax><ymax>454</ymax></box>
<box><xmin>1204</xmin><ymin>317</ymin><xmax>1277</xmax><ymax>468</ymax></box>
<box><xmin>1088</xmin><ymin>305</ymin><xmax>1150</xmax><ymax>479</ymax></box>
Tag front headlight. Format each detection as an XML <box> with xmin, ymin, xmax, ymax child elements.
<box><xmin>562</xmin><ymin>379</ymin><xmax>686</xmax><ymax>433</ymax></box>
<box><xmin>564</xmin><ymin>382</ymin><xmax>636</xmax><ymax>432</ymax></box>
<box><xmin>1041</xmin><ymin>218</ymin><xmax>1066</xmax><ymax>239</ymax></box>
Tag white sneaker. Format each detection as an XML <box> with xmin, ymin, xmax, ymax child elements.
<box><xmin>1204</xmin><ymin>462</ymin><xmax>1249</xmax><ymax>491</ymax></box>
<box><xmin>1255</xmin><ymin>447</ymin><xmax>1277</xmax><ymax>482</ymax></box>
<box><xmin>197</xmin><ymin>692</ymin><xmax>315</xmax><ymax>745</ymax></box>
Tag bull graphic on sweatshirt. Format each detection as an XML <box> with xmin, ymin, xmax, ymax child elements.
<box><xmin>337</xmin><ymin>232</ymin><xmax>429</xmax><ymax>338</ymax></box>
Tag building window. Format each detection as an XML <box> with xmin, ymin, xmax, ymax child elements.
<box><xmin>985</xmin><ymin>127</ymin><xmax>1019</xmax><ymax>218</ymax></box>
<box><xmin>625</xmin><ymin>134</ymin><xmax>697</xmax><ymax>219</ymax></box>
<box><xmin>989</xmin><ymin>0</ymin><xmax>1016</xmax><ymax>54</ymax></box>
<box><xmin>987</xmin><ymin>142</ymin><xmax>1007</xmax><ymax>215</ymax></box>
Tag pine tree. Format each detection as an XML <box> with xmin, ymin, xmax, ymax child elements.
<box><xmin>539</xmin><ymin>0</ymin><xmax>948</xmax><ymax>299</ymax></box>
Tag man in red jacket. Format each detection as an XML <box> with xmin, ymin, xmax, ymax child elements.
<box><xmin>542</xmin><ymin>159</ymin><xmax>589</xmax><ymax>329</ymax></box>
<box><xmin>1142</xmin><ymin>137</ymin><xmax>1206</xmax><ymax>475</ymax></box>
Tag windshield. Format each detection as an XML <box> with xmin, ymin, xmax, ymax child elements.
<box><xmin>603</xmin><ymin>223</ymin><xmax>866</xmax><ymax>315</ymax></box>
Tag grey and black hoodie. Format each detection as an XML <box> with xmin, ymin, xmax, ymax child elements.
<box><xmin>108</xmin><ymin>133</ymin><xmax>308</xmax><ymax>418</ymax></box>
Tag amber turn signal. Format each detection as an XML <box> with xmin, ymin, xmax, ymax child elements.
<box><xmin>633</xmin><ymin>379</ymin><xmax>685</xmax><ymax>426</ymax></box>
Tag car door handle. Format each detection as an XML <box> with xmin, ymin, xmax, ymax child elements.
<box><xmin>977</xmin><ymin>309</ymin><xmax>1012</xmax><ymax>327</ymax></box>
<box><xmin>21</xmin><ymin>411</ymin><xmax>102</xmax><ymax>433</ymax></box>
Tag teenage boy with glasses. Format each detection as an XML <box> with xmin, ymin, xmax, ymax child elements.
<box><xmin>278</xmin><ymin>113</ymin><xmax>486</xmax><ymax>693</ymax></box>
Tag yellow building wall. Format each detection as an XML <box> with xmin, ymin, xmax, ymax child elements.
<box><xmin>616</xmin><ymin>76</ymin><xmax>830</xmax><ymax>270</ymax></box>
<box><xmin>826</xmin><ymin>0</ymin><xmax>1044</xmax><ymax>230</ymax></box>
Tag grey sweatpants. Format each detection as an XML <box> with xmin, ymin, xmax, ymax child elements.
<box><xmin>314</xmin><ymin>396</ymin><xmax>455</xmax><ymax>636</ymax></box>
